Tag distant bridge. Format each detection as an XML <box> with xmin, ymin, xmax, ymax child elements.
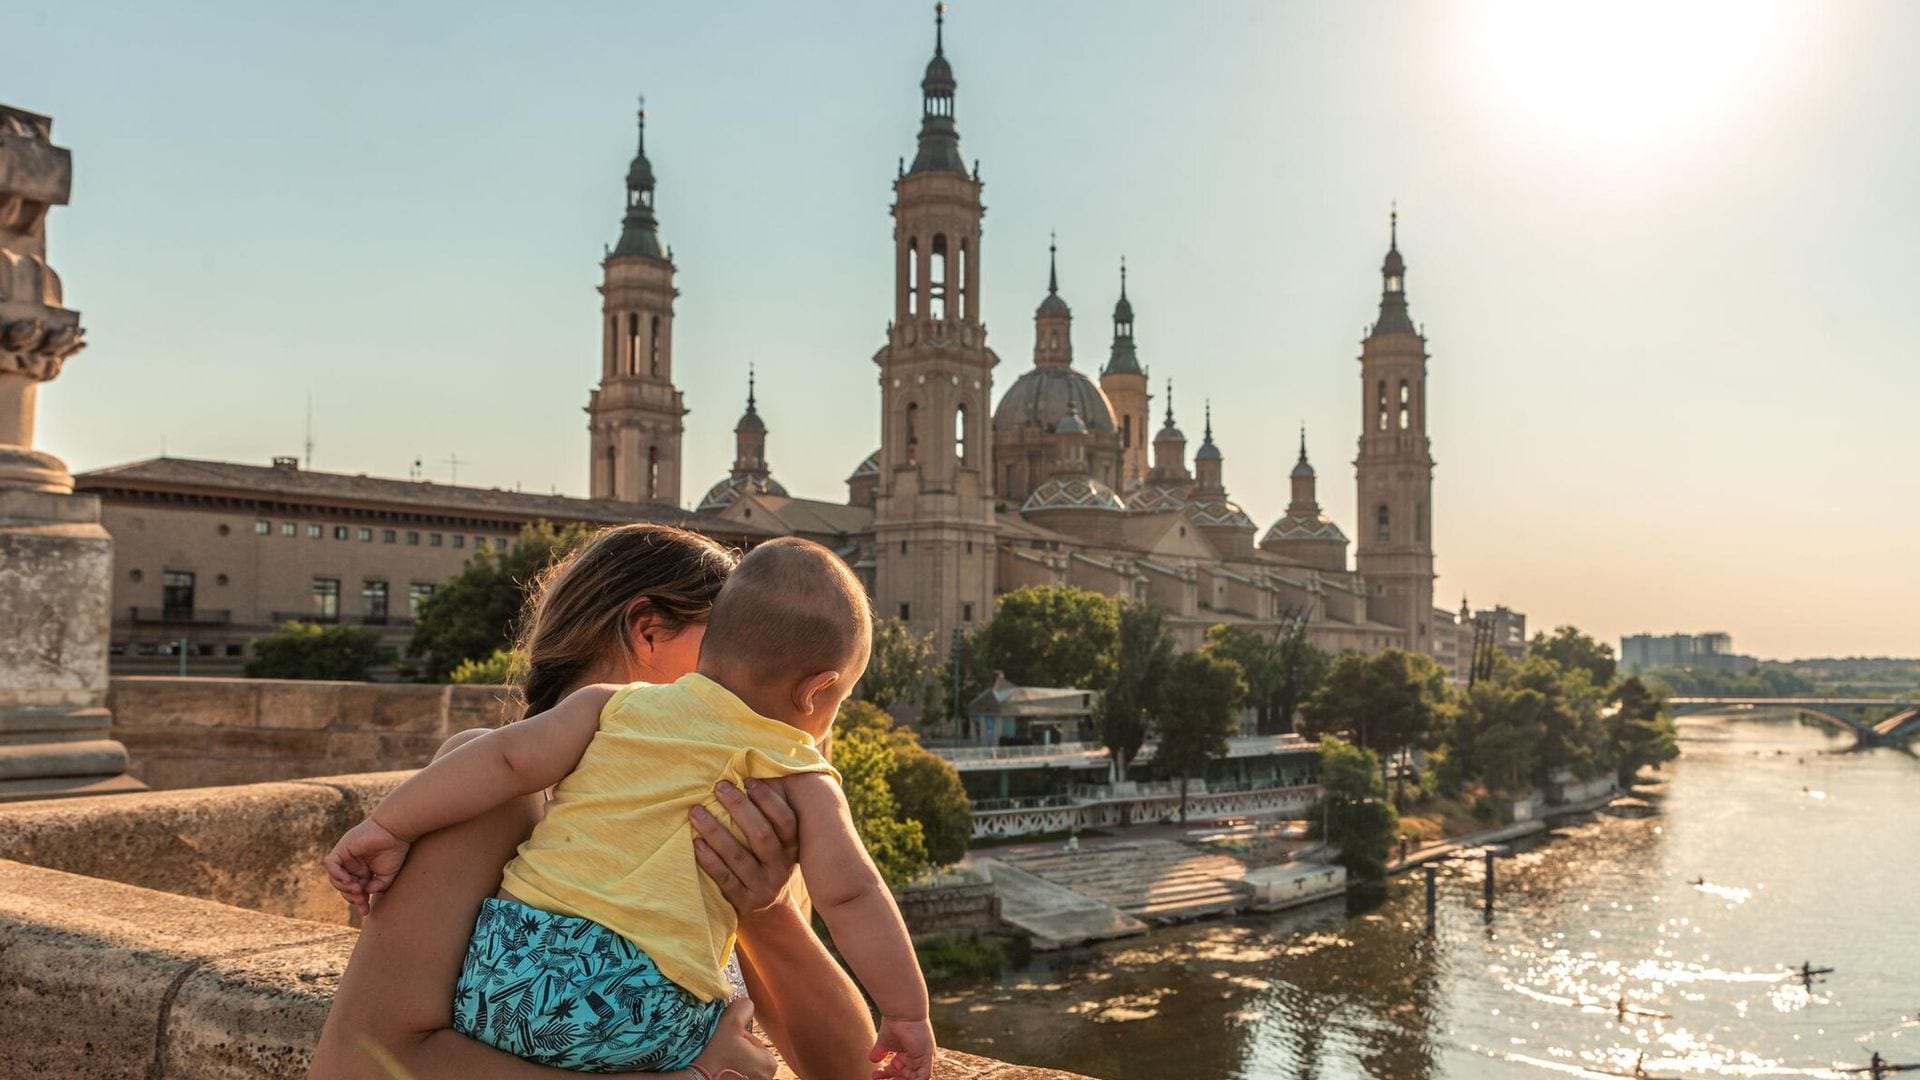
<box><xmin>1668</xmin><ymin>696</ymin><xmax>1920</xmax><ymax>746</ymax></box>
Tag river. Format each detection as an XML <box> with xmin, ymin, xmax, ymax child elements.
<box><xmin>930</xmin><ymin>715</ymin><xmax>1920</xmax><ymax>1079</ymax></box>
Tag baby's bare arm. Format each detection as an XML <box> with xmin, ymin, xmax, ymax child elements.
<box><xmin>785</xmin><ymin>772</ymin><xmax>929</xmax><ymax>1024</ymax></box>
<box><xmin>371</xmin><ymin>684</ymin><xmax>616</xmax><ymax>841</ymax></box>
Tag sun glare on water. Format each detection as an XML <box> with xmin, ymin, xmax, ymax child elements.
<box><xmin>1470</xmin><ymin>0</ymin><xmax>1798</xmax><ymax>149</ymax></box>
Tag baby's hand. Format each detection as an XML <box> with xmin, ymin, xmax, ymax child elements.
<box><xmin>323</xmin><ymin>817</ymin><xmax>412</xmax><ymax>918</ymax></box>
<box><xmin>869</xmin><ymin>1016</ymin><xmax>935</xmax><ymax>1080</ymax></box>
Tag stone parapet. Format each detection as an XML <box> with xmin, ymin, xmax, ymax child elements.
<box><xmin>108</xmin><ymin>677</ymin><xmax>519</xmax><ymax>790</ymax></box>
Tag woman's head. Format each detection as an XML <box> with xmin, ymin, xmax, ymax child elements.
<box><xmin>515</xmin><ymin>523</ymin><xmax>738</xmax><ymax>717</ymax></box>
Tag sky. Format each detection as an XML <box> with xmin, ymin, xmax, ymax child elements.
<box><xmin>13</xmin><ymin>1</ymin><xmax>1919</xmax><ymax>660</ymax></box>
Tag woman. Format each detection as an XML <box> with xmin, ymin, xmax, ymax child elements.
<box><xmin>311</xmin><ymin>524</ymin><xmax>877</xmax><ymax>1080</ymax></box>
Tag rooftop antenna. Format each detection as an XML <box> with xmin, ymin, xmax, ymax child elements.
<box><xmin>444</xmin><ymin>452</ymin><xmax>464</xmax><ymax>486</ymax></box>
<box><xmin>304</xmin><ymin>393</ymin><xmax>315</xmax><ymax>468</ymax></box>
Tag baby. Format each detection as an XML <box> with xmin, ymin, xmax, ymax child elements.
<box><xmin>325</xmin><ymin>537</ymin><xmax>934</xmax><ymax>1078</ymax></box>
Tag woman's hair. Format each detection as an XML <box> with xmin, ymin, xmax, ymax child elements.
<box><xmin>513</xmin><ymin>523</ymin><xmax>738</xmax><ymax>718</ymax></box>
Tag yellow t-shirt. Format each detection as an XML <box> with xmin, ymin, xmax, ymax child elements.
<box><xmin>499</xmin><ymin>673</ymin><xmax>837</xmax><ymax>1002</ymax></box>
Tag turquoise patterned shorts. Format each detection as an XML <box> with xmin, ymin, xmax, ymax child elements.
<box><xmin>451</xmin><ymin>897</ymin><xmax>725</xmax><ymax>1073</ymax></box>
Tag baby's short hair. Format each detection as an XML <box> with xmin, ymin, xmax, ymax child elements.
<box><xmin>702</xmin><ymin>537</ymin><xmax>872</xmax><ymax>685</ymax></box>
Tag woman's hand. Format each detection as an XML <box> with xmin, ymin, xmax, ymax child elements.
<box><xmin>681</xmin><ymin>998</ymin><xmax>777</xmax><ymax>1080</ymax></box>
<box><xmin>691</xmin><ymin>778</ymin><xmax>801</xmax><ymax>916</ymax></box>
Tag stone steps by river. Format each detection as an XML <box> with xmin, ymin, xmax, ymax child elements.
<box><xmin>996</xmin><ymin>840</ymin><xmax>1251</xmax><ymax>923</ymax></box>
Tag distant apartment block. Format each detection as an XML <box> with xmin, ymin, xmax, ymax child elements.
<box><xmin>1620</xmin><ymin>631</ymin><xmax>1745</xmax><ymax>674</ymax></box>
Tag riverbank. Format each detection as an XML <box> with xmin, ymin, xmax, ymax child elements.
<box><xmin>1388</xmin><ymin>786</ymin><xmax>1625</xmax><ymax>876</ymax></box>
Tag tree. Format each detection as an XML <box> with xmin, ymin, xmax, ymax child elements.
<box><xmin>1272</xmin><ymin>626</ymin><xmax>1333</xmax><ymax>734</ymax></box>
<box><xmin>448</xmin><ymin>647</ymin><xmax>522</xmax><ymax>685</ymax></box>
<box><xmin>836</xmin><ymin>700</ymin><xmax>972</xmax><ymax>868</ymax></box>
<box><xmin>1203</xmin><ymin>625</ymin><xmax>1283</xmax><ymax>731</ymax></box>
<box><xmin>1100</xmin><ymin>601</ymin><xmax>1175</xmax><ymax>776</ymax></box>
<box><xmin>1449</xmin><ymin>677</ymin><xmax>1547</xmax><ymax>794</ymax></box>
<box><xmin>856</xmin><ymin>619</ymin><xmax>937</xmax><ymax>714</ymax></box>
<box><xmin>1511</xmin><ymin>655</ymin><xmax>1608</xmax><ymax>784</ymax></box>
<box><xmin>1155</xmin><ymin>650</ymin><xmax>1246</xmax><ymax>822</ymax></box>
<box><xmin>1608</xmin><ymin>676</ymin><xmax>1679</xmax><ymax>787</ymax></box>
<box><xmin>1313</xmin><ymin>736</ymin><xmax>1399</xmax><ymax>882</ymax></box>
<box><xmin>406</xmin><ymin>522</ymin><xmax>593</xmax><ymax>682</ymax></box>
<box><xmin>970</xmin><ymin>586</ymin><xmax>1121</xmax><ymax>692</ymax></box>
<box><xmin>832</xmin><ymin>725</ymin><xmax>930</xmax><ymax>887</ymax></box>
<box><xmin>1529</xmin><ymin>626</ymin><xmax>1618</xmax><ymax>689</ymax></box>
<box><xmin>1299</xmin><ymin>649</ymin><xmax>1450</xmax><ymax>801</ymax></box>
<box><xmin>245</xmin><ymin>621</ymin><xmax>395</xmax><ymax>681</ymax></box>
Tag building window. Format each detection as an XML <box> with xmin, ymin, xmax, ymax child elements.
<box><xmin>129</xmin><ymin>568</ymin><xmax>144</xmax><ymax>583</ymax></box>
<box><xmin>647</xmin><ymin>446</ymin><xmax>659</xmax><ymax>499</ymax></box>
<box><xmin>605</xmin><ymin>445</ymin><xmax>617</xmax><ymax>495</ymax></box>
<box><xmin>1376</xmin><ymin>505</ymin><xmax>1390</xmax><ymax>542</ymax></box>
<box><xmin>627</xmin><ymin>313</ymin><xmax>640</xmax><ymax>376</ymax></box>
<box><xmin>1398</xmin><ymin>379</ymin><xmax>1411</xmax><ymax>431</ymax></box>
<box><xmin>358</xmin><ymin>528</ymin><xmax>372</xmax><ymax>542</ymax></box>
<box><xmin>334</xmin><ymin>525</ymin><xmax>348</xmax><ymax>540</ymax></box>
<box><xmin>280</xmin><ymin>522</ymin><xmax>296</xmax><ymax>537</ymax></box>
<box><xmin>929</xmin><ymin>233</ymin><xmax>948</xmax><ymax>320</ymax></box>
<box><xmin>307</xmin><ymin>524</ymin><xmax>322</xmax><ymax>539</ymax></box>
<box><xmin>494</xmin><ymin>538</ymin><xmax>507</xmax><ymax>552</ymax></box>
<box><xmin>225</xmin><ymin>644</ymin><xmax>243</xmax><ymax>658</ymax></box>
<box><xmin>312</xmin><ymin>577</ymin><xmax>341</xmax><ymax>620</ymax></box>
<box><xmin>409</xmin><ymin>583</ymin><xmax>436</xmax><ymax>618</ymax></box>
<box><xmin>1376</xmin><ymin>380</ymin><xmax>1388</xmax><ymax>431</ymax></box>
<box><xmin>406</xmin><ymin>531</ymin><xmax>420</xmax><ymax>546</ymax></box>
<box><xmin>161</xmin><ymin>571</ymin><xmax>196</xmax><ymax>620</ymax></box>
<box><xmin>474</xmin><ymin>535</ymin><xmax>487</xmax><ymax>549</ymax></box>
<box><xmin>362</xmin><ymin>580</ymin><xmax>389</xmax><ymax>621</ymax></box>
<box><xmin>217</xmin><ymin>524</ymin><xmax>231</xmax><ymax>537</ymax></box>
<box><xmin>452</xmin><ymin>535</ymin><xmax>465</xmax><ymax>549</ymax></box>
<box><xmin>963</xmin><ymin>602</ymin><xmax>973</xmax><ymax>622</ymax></box>
<box><xmin>954</xmin><ymin>401</ymin><xmax>968</xmax><ymax>462</ymax></box>
<box><xmin>255</xmin><ymin>521</ymin><xmax>271</xmax><ymax>535</ymax></box>
<box><xmin>429</xmin><ymin>532</ymin><xmax>443</xmax><ymax>547</ymax></box>
<box><xmin>215</xmin><ymin>573</ymin><xmax>229</xmax><ymax>586</ymax></box>
<box><xmin>899</xmin><ymin>540</ymin><xmax>908</xmax><ymax>555</ymax></box>
<box><xmin>958</xmin><ymin>237</ymin><xmax>970</xmax><ymax>320</ymax></box>
<box><xmin>965</xmin><ymin>540</ymin><xmax>973</xmax><ymax>555</ymax></box>
<box><xmin>905</xmin><ymin>402</ymin><xmax>920</xmax><ymax>465</ymax></box>
<box><xmin>649</xmin><ymin>315</ymin><xmax>661</xmax><ymax>377</ymax></box>
<box><xmin>1122</xmin><ymin>414</ymin><xmax>1131</xmax><ymax>450</ymax></box>
<box><xmin>899</xmin><ymin>602</ymin><xmax>910</xmax><ymax>621</ymax></box>
<box><xmin>907</xmin><ymin>237</ymin><xmax>919</xmax><ymax>317</ymax></box>
<box><xmin>383</xmin><ymin>529</ymin><xmax>397</xmax><ymax>544</ymax></box>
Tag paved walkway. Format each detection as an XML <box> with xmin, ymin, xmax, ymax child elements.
<box><xmin>965</xmin><ymin>855</ymin><xmax>1147</xmax><ymax>950</ymax></box>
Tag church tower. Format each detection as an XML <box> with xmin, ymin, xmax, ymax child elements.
<box><xmin>872</xmin><ymin>6</ymin><xmax>998</xmax><ymax>641</ymax></box>
<box><xmin>587</xmin><ymin>102</ymin><xmax>686</xmax><ymax>505</ymax></box>
<box><xmin>1100</xmin><ymin>259</ymin><xmax>1151</xmax><ymax>489</ymax></box>
<box><xmin>1354</xmin><ymin>210</ymin><xmax>1436</xmax><ymax>652</ymax></box>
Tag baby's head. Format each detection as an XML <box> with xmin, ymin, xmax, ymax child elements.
<box><xmin>698</xmin><ymin>537</ymin><xmax>872</xmax><ymax>739</ymax></box>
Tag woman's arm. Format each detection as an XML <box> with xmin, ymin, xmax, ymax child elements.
<box><xmin>692</xmin><ymin>779</ymin><xmax>878</xmax><ymax>1080</ymax></box>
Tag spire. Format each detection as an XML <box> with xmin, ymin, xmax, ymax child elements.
<box><xmin>909</xmin><ymin>4</ymin><xmax>965</xmax><ymax>175</ymax></box>
<box><xmin>1104</xmin><ymin>256</ymin><xmax>1142</xmax><ymax>376</ymax></box>
<box><xmin>1291</xmin><ymin>424</ymin><xmax>1314</xmax><ymax>479</ymax></box>
<box><xmin>613</xmin><ymin>97</ymin><xmax>665</xmax><ymax>260</ymax></box>
<box><xmin>734</xmin><ymin>365</ymin><xmax>766</xmax><ymax>435</ymax></box>
<box><xmin>746</xmin><ymin>364</ymin><xmax>757</xmax><ymax>412</ymax></box>
<box><xmin>1164</xmin><ymin>379</ymin><xmax>1175</xmax><ymax>429</ymax></box>
<box><xmin>1297</xmin><ymin>423</ymin><xmax>1308</xmax><ymax>464</ymax></box>
<box><xmin>1371</xmin><ymin>204</ymin><xmax>1415</xmax><ymax>337</ymax></box>
<box><xmin>1194</xmin><ymin>399</ymin><xmax>1222</xmax><ymax>463</ymax></box>
<box><xmin>1035</xmin><ymin>232</ymin><xmax>1071</xmax><ymax>326</ymax></box>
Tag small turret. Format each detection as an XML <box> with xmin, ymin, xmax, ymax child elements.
<box><xmin>612</xmin><ymin>100</ymin><xmax>666</xmax><ymax>261</ymax></box>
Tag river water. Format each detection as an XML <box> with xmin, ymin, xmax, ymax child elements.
<box><xmin>930</xmin><ymin>716</ymin><xmax>1920</xmax><ymax>1079</ymax></box>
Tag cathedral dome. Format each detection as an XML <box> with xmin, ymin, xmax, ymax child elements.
<box><xmin>1291</xmin><ymin>456</ymin><xmax>1314</xmax><ymax>480</ymax></box>
<box><xmin>698</xmin><ymin>473</ymin><xmax>787</xmax><ymax>513</ymax></box>
<box><xmin>1021</xmin><ymin>475</ymin><xmax>1125</xmax><ymax>514</ymax></box>
<box><xmin>993</xmin><ymin>366</ymin><xmax>1116</xmax><ymax>434</ymax></box>
<box><xmin>1035</xmin><ymin>291</ymin><xmax>1071</xmax><ymax>319</ymax></box>
<box><xmin>1127</xmin><ymin>482</ymin><xmax>1187</xmax><ymax>513</ymax></box>
<box><xmin>1262</xmin><ymin>512</ymin><xmax>1348</xmax><ymax>545</ymax></box>
<box><xmin>847</xmin><ymin>450</ymin><xmax>880</xmax><ymax>483</ymax></box>
<box><xmin>1185</xmin><ymin>497</ymin><xmax>1254</xmax><ymax>529</ymax></box>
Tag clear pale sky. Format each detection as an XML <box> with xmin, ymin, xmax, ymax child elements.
<box><xmin>14</xmin><ymin>1</ymin><xmax>1919</xmax><ymax>660</ymax></box>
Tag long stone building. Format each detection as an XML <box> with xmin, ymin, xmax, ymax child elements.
<box><xmin>80</xmin><ymin>10</ymin><xmax>1505</xmax><ymax>679</ymax></box>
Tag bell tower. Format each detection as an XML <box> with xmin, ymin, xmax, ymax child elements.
<box><xmin>1354</xmin><ymin>209</ymin><xmax>1436</xmax><ymax>653</ymax></box>
<box><xmin>587</xmin><ymin>100</ymin><xmax>686</xmax><ymax>505</ymax></box>
<box><xmin>1100</xmin><ymin>258</ymin><xmax>1151</xmax><ymax>489</ymax></box>
<box><xmin>872</xmin><ymin>4</ymin><xmax>998</xmax><ymax>642</ymax></box>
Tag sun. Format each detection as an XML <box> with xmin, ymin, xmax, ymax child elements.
<box><xmin>1470</xmin><ymin>0</ymin><xmax>1797</xmax><ymax>148</ymax></box>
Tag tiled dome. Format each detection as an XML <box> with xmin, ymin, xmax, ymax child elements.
<box><xmin>1186</xmin><ymin>497</ymin><xmax>1255</xmax><ymax>529</ymax></box>
<box><xmin>697</xmin><ymin>473</ymin><xmax>787</xmax><ymax>513</ymax></box>
<box><xmin>1262</xmin><ymin>512</ymin><xmax>1348</xmax><ymax>545</ymax></box>
<box><xmin>1021</xmin><ymin>475</ymin><xmax>1126</xmax><ymax>514</ymax></box>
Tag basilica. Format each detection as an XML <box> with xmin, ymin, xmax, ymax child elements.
<box><xmin>584</xmin><ymin>10</ymin><xmax>1448</xmax><ymax>661</ymax></box>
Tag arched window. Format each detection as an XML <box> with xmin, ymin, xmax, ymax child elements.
<box><xmin>907</xmin><ymin>238</ymin><xmax>919</xmax><ymax>317</ymax></box>
<box><xmin>605</xmin><ymin>445</ymin><xmax>616</xmax><ymax>495</ymax></box>
<box><xmin>1005</xmin><ymin>463</ymin><xmax>1016</xmax><ymax>493</ymax></box>
<box><xmin>1398</xmin><ymin>380</ymin><xmax>1410</xmax><ymax>431</ymax></box>
<box><xmin>954</xmin><ymin>402</ymin><xmax>968</xmax><ymax>462</ymax></box>
<box><xmin>649</xmin><ymin>316</ymin><xmax>661</xmax><ymax>377</ymax></box>
<box><xmin>905</xmin><ymin>402</ymin><xmax>920</xmax><ymax>465</ymax></box>
<box><xmin>607</xmin><ymin>316</ymin><xmax>617</xmax><ymax>375</ymax></box>
<box><xmin>1376</xmin><ymin>505</ymin><xmax>1390</xmax><ymax>542</ymax></box>
<box><xmin>1376</xmin><ymin>380</ymin><xmax>1388</xmax><ymax>431</ymax></box>
<box><xmin>646</xmin><ymin>446</ymin><xmax>659</xmax><ymax>500</ymax></box>
<box><xmin>627</xmin><ymin>314</ymin><xmax>640</xmax><ymax>376</ymax></box>
<box><xmin>930</xmin><ymin>234</ymin><xmax>948</xmax><ymax>321</ymax></box>
<box><xmin>1122</xmin><ymin>414</ymin><xmax>1132</xmax><ymax>450</ymax></box>
<box><xmin>958</xmin><ymin>238</ymin><xmax>970</xmax><ymax>320</ymax></box>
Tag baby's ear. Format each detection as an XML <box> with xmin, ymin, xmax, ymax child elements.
<box><xmin>792</xmin><ymin>669</ymin><xmax>842</xmax><ymax>715</ymax></box>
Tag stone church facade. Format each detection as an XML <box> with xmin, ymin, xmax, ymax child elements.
<box><xmin>692</xmin><ymin>11</ymin><xmax>1452</xmax><ymax>660</ymax></box>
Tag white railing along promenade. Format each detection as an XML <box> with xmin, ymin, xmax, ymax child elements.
<box><xmin>931</xmin><ymin>733</ymin><xmax>1314</xmax><ymax>772</ymax></box>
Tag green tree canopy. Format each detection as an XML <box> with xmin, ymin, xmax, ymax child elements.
<box><xmin>1155</xmin><ymin>650</ymin><xmax>1247</xmax><ymax>821</ymax></box>
<box><xmin>856</xmin><ymin>618</ymin><xmax>938</xmax><ymax>714</ymax></box>
<box><xmin>1299</xmin><ymin>648</ymin><xmax>1451</xmax><ymax>791</ymax></box>
<box><xmin>1511</xmin><ymin>654</ymin><xmax>1608</xmax><ymax>784</ymax></box>
<box><xmin>1100</xmin><ymin>600</ymin><xmax>1176</xmax><ymax>773</ymax></box>
<box><xmin>970</xmin><ymin>585</ymin><xmax>1121</xmax><ymax>692</ymax></box>
<box><xmin>1529</xmin><ymin>626</ymin><xmax>1618</xmax><ymax>689</ymax></box>
<box><xmin>831</xmin><ymin>724</ymin><xmax>930</xmax><ymax>887</ymax></box>
<box><xmin>836</xmin><ymin>700</ymin><xmax>972</xmax><ymax>868</ymax></box>
<box><xmin>245</xmin><ymin>622</ymin><xmax>394</xmax><ymax>681</ymax></box>
<box><xmin>1608</xmin><ymin>676</ymin><xmax>1679</xmax><ymax>787</ymax></box>
<box><xmin>406</xmin><ymin>522</ymin><xmax>593</xmax><ymax>682</ymax></box>
<box><xmin>1313</xmin><ymin>736</ymin><xmax>1399</xmax><ymax>882</ymax></box>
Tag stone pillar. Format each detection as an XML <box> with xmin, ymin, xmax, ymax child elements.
<box><xmin>0</xmin><ymin>104</ymin><xmax>143</xmax><ymax>801</ymax></box>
